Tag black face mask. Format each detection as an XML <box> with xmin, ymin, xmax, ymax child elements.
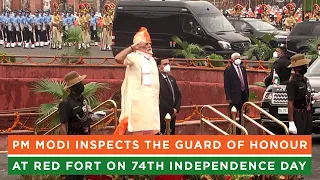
<box><xmin>71</xmin><ymin>82</ymin><xmax>84</xmax><ymax>94</ymax></box>
<box><xmin>299</xmin><ymin>65</ymin><xmax>308</xmax><ymax>75</ymax></box>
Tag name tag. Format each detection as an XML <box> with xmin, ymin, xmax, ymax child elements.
<box><xmin>93</xmin><ymin>25</ymin><xmax>96</xmax><ymax>31</ymax></box>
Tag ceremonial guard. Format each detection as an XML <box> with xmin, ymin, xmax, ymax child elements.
<box><xmin>0</xmin><ymin>11</ymin><xmax>5</xmax><ymax>45</ymax></box>
<box><xmin>101</xmin><ymin>3</ymin><xmax>115</xmax><ymax>51</ymax></box>
<box><xmin>4</xmin><ymin>10</ymin><xmax>13</xmax><ymax>48</ymax></box>
<box><xmin>283</xmin><ymin>3</ymin><xmax>296</xmax><ymax>32</ymax></box>
<box><xmin>231</xmin><ymin>4</ymin><xmax>243</xmax><ymax>17</ymax></box>
<box><xmin>78</xmin><ymin>3</ymin><xmax>90</xmax><ymax>49</ymax></box>
<box><xmin>39</xmin><ymin>10</ymin><xmax>46</xmax><ymax>47</ymax></box>
<box><xmin>287</xmin><ymin>54</ymin><xmax>313</xmax><ymax>137</ymax></box>
<box><xmin>313</xmin><ymin>4</ymin><xmax>320</xmax><ymax>20</ymax></box>
<box><xmin>34</xmin><ymin>10</ymin><xmax>43</xmax><ymax>47</ymax></box>
<box><xmin>62</xmin><ymin>12</ymin><xmax>68</xmax><ymax>46</ymax></box>
<box><xmin>44</xmin><ymin>10</ymin><xmax>51</xmax><ymax>46</ymax></box>
<box><xmin>89</xmin><ymin>10</ymin><xmax>98</xmax><ymax>46</ymax></box>
<box><xmin>51</xmin><ymin>3</ymin><xmax>62</xmax><ymax>49</ymax></box>
<box><xmin>261</xmin><ymin>4</ymin><xmax>270</xmax><ymax>23</ymax></box>
<box><xmin>27</xmin><ymin>11</ymin><xmax>36</xmax><ymax>49</ymax></box>
<box><xmin>13</xmin><ymin>10</ymin><xmax>23</xmax><ymax>47</ymax></box>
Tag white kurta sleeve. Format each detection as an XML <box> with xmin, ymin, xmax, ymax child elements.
<box><xmin>124</xmin><ymin>53</ymin><xmax>135</xmax><ymax>66</ymax></box>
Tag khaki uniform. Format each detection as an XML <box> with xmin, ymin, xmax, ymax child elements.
<box><xmin>284</xmin><ymin>15</ymin><xmax>296</xmax><ymax>32</ymax></box>
<box><xmin>102</xmin><ymin>14</ymin><xmax>113</xmax><ymax>50</ymax></box>
<box><xmin>51</xmin><ymin>15</ymin><xmax>62</xmax><ymax>48</ymax></box>
<box><xmin>79</xmin><ymin>15</ymin><xmax>90</xmax><ymax>48</ymax></box>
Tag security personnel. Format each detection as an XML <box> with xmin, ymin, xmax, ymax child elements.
<box><xmin>4</xmin><ymin>11</ymin><xmax>13</xmax><ymax>48</ymax></box>
<box><xmin>59</xmin><ymin>71</ymin><xmax>93</xmax><ymax>180</ymax></box>
<box><xmin>44</xmin><ymin>10</ymin><xmax>51</xmax><ymax>46</ymax></box>
<box><xmin>51</xmin><ymin>4</ymin><xmax>62</xmax><ymax>50</ymax></box>
<box><xmin>287</xmin><ymin>54</ymin><xmax>313</xmax><ymax>136</ymax></box>
<box><xmin>62</xmin><ymin>12</ymin><xmax>68</xmax><ymax>46</ymax></box>
<box><xmin>264</xmin><ymin>45</ymin><xmax>292</xmax><ymax>87</ymax></box>
<box><xmin>67</xmin><ymin>11</ymin><xmax>75</xmax><ymax>28</ymax></box>
<box><xmin>13</xmin><ymin>11</ymin><xmax>23</xmax><ymax>47</ymax></box>
<box><xmin>34</xmin><ymin>10</ymin><xmax>42</xmax><ymax>47</ymax></box>
<box><xmin>21</xmin><ymin>10</ymin><xmax>27</xmax><ymax>47</ymax></box>
<box><xmin>25</xmin><ymin>11</ymin><xmax>35</xmax><ymax>49</ymax></box>
<box><xmin>39</xmin><ymin>10</ymin><xmax>46</xmax><ymax>47</ymax></box>
<box><xmin>0</xmin><ymin>11</ymin><xmax>4</xmax><ymax>45</ymax></box>
<box><xmin>89</xmin><ymin>10</ymin><xmax>98</xmax><ymax>46</ymax></box>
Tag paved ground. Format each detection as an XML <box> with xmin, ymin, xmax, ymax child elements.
<box><xmin>0</xmin><ymin>135</ymin><xmax>320</xmax><ymax>180</ymax></box>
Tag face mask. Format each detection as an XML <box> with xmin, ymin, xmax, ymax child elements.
<box><xmin>164</xmin><ymin>65</ymin><xmax>170</xmax><ymax>73</ymax></box>
<box><xmin>273</xmin><ymin>51</ymin><xmax>278</xmax><ymax>58</ymax></box>
<box><xmin>299</xmin><ymin>65</ymin><xmax>308</xmax><ymax>75</ymax></box>
<box><xmin>318</xmin><ymin>51</ymin><xmax>320</xmax><ymax>56</ymax></box>
<box><xmin>72</xmin><ymin>82</ymin><xmax>85</xmax><ymax>94</ymax></box>
<box><xmin>234</xmin><ymin>59</ymin><xmax>242</xmax><ymax>65</ymax></box>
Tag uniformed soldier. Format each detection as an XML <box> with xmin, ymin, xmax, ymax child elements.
<box><xmin>4</xmin><ymin>10</ymin><xmax>13</xmax><ymax>48</ymax></box>
<box><xmin>39</xmin><ymin>10</ymin><xmax>46</xmax><ymax>47</ymax></box>
<box><xmin>44</xmin><ymin>10</ymin><xmax>51</xmax><ymax>46</ymax></box>
<box><xmin>25</xmin><ymin>11</ymin><xmax>35</xmax><ymax>49</ymax></box>
<box><xmin>51</xmin><ymin>3</ymin><xmax>62</xmax><ymax>49</ymax></box>
<box><xmin>59</xmin><ymin>71</ymin><xmax>93</xmax><ymax>180</ymax></box>
<box><xmin>287</xmin><ymin>54</ymin><xmax>313</xmax><ymax>136</ymax></box>
<box><xmin>78</xmin><ymin>3</ymin><xmax>90</xmax><ymax>49</ymax></box>
<box><xmin>89</xmin><ymin>10</ymin><xmax>98</xmax><ymax>46</ymax></box>
<box><xmin>101</xmin><ymin>3</ymin><xmax>114</xmax><ymax>51</ymax></box>
<box><xmin>34</xmin><ymin>10</ymin><xmax>42</xmax><ymax>47</ymax></box>
<box><xmin>283</xmin><ymin>3</ymin><xmax>296</xmax><ymax>32</ymax></box>
<box><xmin>62</xmin><ymin>12</ymin><xmax>68</xmax><ymax>46</ymax></box>
<box><xmin>13</xmin><ymin>10</ymin><xmax>23</xmax><ymax>47</ymax></box>
<box><xmin>0</xmin><ymin>10</ymin><xmax>5</xmax><ymax>45</ymax></box>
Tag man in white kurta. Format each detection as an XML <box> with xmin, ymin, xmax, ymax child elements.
<box><xmin>116</xmin><ymin>27</ymin><xmax>160</xmax><ymax>135</ymax></box>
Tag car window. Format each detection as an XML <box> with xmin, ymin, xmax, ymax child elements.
<box><xmin>147</xmin><ymin>13</ymin><xmax>180</xmax><ymax>34</ymax></box>
<box><xmin>113</xmin><ymin>12</ymin><xmax>148</xmax><ymax>32</ymax></box>
<box><xmin>307</xmin><ymin>59</ymin><xmax>320</xmax><ymax>76</ymax></box>
<box><xmin>181</xmin><ymin>15</ymin><xmax>205</xmax><ymax>37</ymax></box>
<box><xmin>234</xmin><ymin>21</ymin><xmax>248</xmax><ymax>31</ymax></box>
<box><xmin>289</xmin><ymin>23</ymin><xmax>313</xmax><ymax>36</ymax></box>
<box><xmin>311</xmin><ymin>24</ymin><xmax>320</xmax><ymax>36</ymax></box>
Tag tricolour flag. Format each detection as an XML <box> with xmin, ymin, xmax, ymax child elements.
<box><xmin>272</xmin><ymin>69</ymin><xmax>280</xmax><ymax>85</ymax></box>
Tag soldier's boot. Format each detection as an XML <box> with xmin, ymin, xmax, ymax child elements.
<box><xmin>5</xmin><ymin>42</ymin><xmax>11</xmax><ymax>48</ymax></box>
<box><xmin>24</xmin><ymin>42</ymin><xmax>30</xmax><ymax>49</ymax></box>
<box><xmin>17</xmin><ymin>42</ymin><xmax>22</xmax><ymax>47</ymax></box>
<box><xmin>31</xmin><ymin>44</ymin><xmax>35</xmax><ymax>49</ymax></box>
<box><xmin>58</xmin><ymin>44</ymin><xmax>62</xmax><ymax>50</ymax></box>
<box><xmin>78</xmin><ymin>43</ymin><xmax>81</xmax><ymax>50</ymax></box>
<box><xmin>95</xmin><ymin>42</ymin><xmax>98</xmax><ymax>46</ymax></box>
<box><xmin>11</xmin><ymin>43</ymin><xmax>15</xmax><ymax>48</ymax></box>
<box><xmin>35</xmin><ymin>42</ymin><xmax>39</xmax><ymax>47</ymax></box>
<box><xmin>40</xmin><ymin>41</ymin><xmax>44</xmax><ymax>47</ymax></box>
<box><xmin>0</xmin><ymin>40</ymin><xmax>4</xmax><ymax>45</ymax></box>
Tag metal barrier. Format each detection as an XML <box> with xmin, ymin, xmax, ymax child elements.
<box><xmin>241</xmin><ymin>101</ymin><xmax>289</xmax><ymax>135</ymax></box>
<box><xmin>200</xmin><ymin>105</ymin><xmax>248</xmax><ymax>135</ymax></box>
<box><xmin>35</xmin><ymin>100</ymin><xmax>118</xmax><ymax>135</ymax></box>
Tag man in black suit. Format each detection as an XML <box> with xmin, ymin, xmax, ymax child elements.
<box><xmin>264</xmin><ymin>46</ymin><xmax>292</xmax><ymax>87</ymax></box>
<box><xmin>157</xmin><ymin>57</ymin><xmax>182</xmax><ymax>135</ymax></box>
<box><xmin>224</xmin><ymin>53</ymin><xmax>249</xmax><ymax>135</ymax></box>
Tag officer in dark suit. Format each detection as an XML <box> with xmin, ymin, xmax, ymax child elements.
<box><xmin>224</xmin><ymin>53</ymin><xmax>249</xmax><ymax>135</ymax></box>
<box><xmin>157</xmin><ymin>57</ymin><xmax>182</xmax><ymax>135</ymax></box>
<box><xmin>265</xmin><ymin>45</ymin><xmax>292</xmax><ymax>87</ymax></box>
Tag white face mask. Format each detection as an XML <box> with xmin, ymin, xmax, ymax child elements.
<box><xmin>273</xmin><ymin>51</ymin><xmax>278</xmax><ymax>58</ymax></box>
<box><xmin>234</xmin><ymin>59</ymin><xmax>242</xmax><ymax>65</ymax></box>
<box><xmin>318</xmin><ymin>51</ymin><xmax>320</xmax><ymax>56</ymax></box>
<box><xmin>163</xmin><ymin>64</ymin><xmax>171</xmax><ymax>73</ymax></box>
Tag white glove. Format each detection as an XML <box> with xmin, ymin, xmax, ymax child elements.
<box><xmin>313</xmin><ymin>92</ymin><xmax>320</xmax><ymax>101</ymax></box>
<box><xmin>289</xmin><ymin>121</ymin><xmax>297</xmax><ymax>134</ymax></box>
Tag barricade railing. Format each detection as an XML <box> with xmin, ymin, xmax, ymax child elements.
<box><xmin>0</xmin><ymin>54</ymin><xmax>273</xmax><ymax>71</ymax></box>
<box><xmin>200</xmin><ymin>105</ymin><xmax>248</xmax><ymax>135</ymax></box>
<box><xmin>241</xmin><ymin>102</ymin><xmax>289</xmax><ymax>135</ymax></box>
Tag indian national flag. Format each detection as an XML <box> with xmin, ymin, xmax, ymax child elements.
<box><xmin>272</xmin><ymin>69</ymin><xmax>280</xmax><ymax>85</ymax></box>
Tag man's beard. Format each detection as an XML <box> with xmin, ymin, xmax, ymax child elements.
<box><xmin>146</xmin><ymin>47</ymin><xmax>153</xmax><ymax>54</ymax></box>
